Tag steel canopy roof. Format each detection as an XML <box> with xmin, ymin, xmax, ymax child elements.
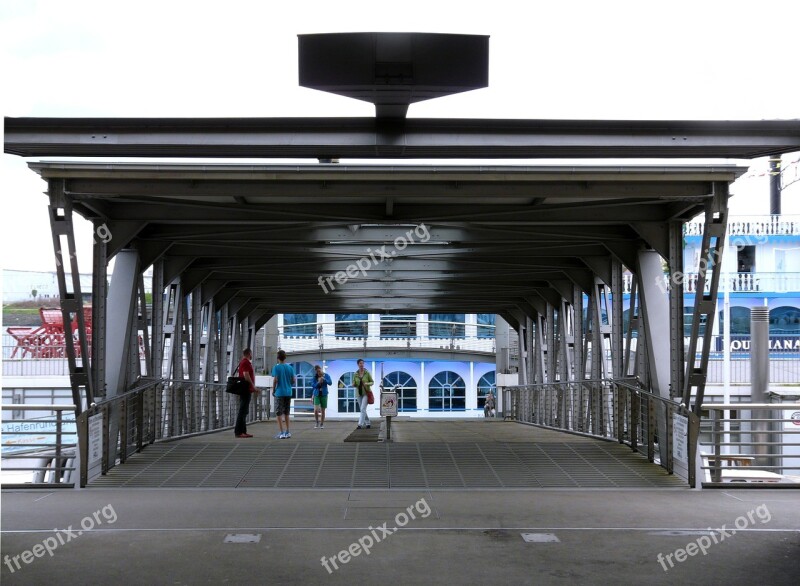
<box><xmin>6</xmin><ymin>116</ymin><xmax>800</xmax><ymax>159</ymax></box>
<box><xmin>28</xmin><ymin>161</ymin><xmax>745</xmax><ymax>321</ymax></box>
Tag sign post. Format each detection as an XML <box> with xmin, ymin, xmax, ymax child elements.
<box><xmin>380</xmin><ymin>391</ymin><xmax>398</xmax><ymax>441</ymax></box>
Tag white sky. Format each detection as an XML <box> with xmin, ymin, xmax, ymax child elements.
<box><xmin>1</xmin><ymin>0</ymin><xmax>799</xmax><ymax>273</ymax></box>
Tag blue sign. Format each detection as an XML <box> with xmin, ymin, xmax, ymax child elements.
<box><xmin>1</xmin><ymin>415</ymin><xmax>77</xmax><ymax>454</ymax></box>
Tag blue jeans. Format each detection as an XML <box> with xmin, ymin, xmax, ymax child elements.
<box><xmin>358</xmin><ymin>393</ymin><xmax>371</xmax><ymax>427</ymax></box>
<box><xmin>235</xmin><ymin>391</ymin><xmax>251</xmax><ymax>435</ymax></box>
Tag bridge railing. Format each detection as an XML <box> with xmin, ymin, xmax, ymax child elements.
<box><xmin>76</xmin><ymin>378</ymin><xmax>270</xmax><ymax>487</ymax></box>
<box><xmin>699</xmin><ymin>403</ymin><xmax>800</xmax><ymax>486</ymax></box>
<box><xmin>501</xmin><ymin>378</ymin><xmax>699</xmax><ymax>486</ymax></box>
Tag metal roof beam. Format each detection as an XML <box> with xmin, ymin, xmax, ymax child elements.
<box><xmin>7</xmin><ymin>117</ymin><xmax>800</xmax><ymax>159</ymax></box>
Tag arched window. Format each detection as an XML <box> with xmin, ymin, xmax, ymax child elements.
<box><xmin>429</xmin><ymin>371</ymin><xmax>466</xmax><ymax>411</ymax></box>
<box><xmin>477</xmin><ymin>371</ymin><xmax>496</xmax><ymax>408</ymax></box>
<box><xmin>382</xmin><ymin>371</ymin><xmax>417</xmax><ymax>412</ymax></box>
<box><xmin>769</xmin><ymin>306</ymin><xmax>800</xmax><ymax>334</ymax></box>
<box><xmin>337</xmin><ymin>372</ymin><xmax>361</xmax><ymax>413</ymax></box>
<box><xmin>291</xmin><ymin>362</ymin><xmax>316</xmax><ymax>399</ymax></box>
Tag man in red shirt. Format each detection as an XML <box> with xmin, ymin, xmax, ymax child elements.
<box><xmin>235</xmin><ymin>348</ymin><xmax>258</xmax><ymax>438</ymax></box>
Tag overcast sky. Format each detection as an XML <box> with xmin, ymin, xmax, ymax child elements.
<box><xmin>1</xmin><ymin>0</ymin><xmax>799</xmax><ymax>274</ymax></box>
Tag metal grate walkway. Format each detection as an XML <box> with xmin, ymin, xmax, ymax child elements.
<box><xmin>89</xmin><ymin>421</ymin><xmax>685</xmax><ymax>489</ymax></box>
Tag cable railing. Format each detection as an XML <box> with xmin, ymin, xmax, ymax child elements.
<box><xmin>1</xmin><ymin>404</ymin><xmax>78</xmax><ymax>488</ymax></box>
<box><xmin>501</xmin><ymin>378</ymin><xmax>698</xmax><ymax>486</ymax></box>
<box><xmin>75</xmin><ymin>377</ymin><xmax>270</xmax><ymax>487</ymax></box>
<box><xmin>698</xmin><ymin>403</ymin><xmax>800</xmax><ymax>486</ymax></box>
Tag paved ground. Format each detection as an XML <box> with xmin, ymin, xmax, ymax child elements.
<box><xmin>2</xmin><ymin>420</ymin><xmax>799</xmax><ymax>585</ymax></box>
<box><xmin>2</xmin><ymin>487</ymin><xmax>799</xmax><ymax>585</ymax></box>
<box><xmin>85</xmin><ymin>419</ymin><xmax>685</xmax><ymax>489</ymax></box>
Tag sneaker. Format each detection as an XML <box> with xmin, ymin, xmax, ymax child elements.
<box><xmin>314</xmin><ymin>422</ymin><xmax>319</xmax><ymax>429</ymax></box>
<box><xmin>366</xmin><ymin>424</ymin><xmax>371</xmax><ymax>429</ymax></box>
<box><xmin>357</xmin><ymin>425</ymin><xmax>362</xmax><ymax>430</ymax></box>
<box><xmin>320</xmin><ymin>425</ymin><xmax>324</xmax><ymax>429</ymax></box>
<box><xmin>285</xmin><ymin>431</ymin><xmax>292</xmax><ymax>439</ymax></box>
<box><xmin>275</xmin><ymin>432</ymin><xmax>285</xmax><ymax>439</ymax></box>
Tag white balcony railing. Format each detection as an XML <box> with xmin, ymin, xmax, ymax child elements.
<box><xmin>684</xmin><ymin>215</ymin><xmax>800</xmax><ymax>237</ymax></box>
<box><xmin>622</xmin><ymin>272</ymin><xmax>800</xmax><ymax>294</ymax></box>
<box><xmin>279</xmin><ymin>319</ymin><xmax>495</xmax><ymax>354</ymax></box>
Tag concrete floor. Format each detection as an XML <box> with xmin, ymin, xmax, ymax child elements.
<box><xmin>85</xmin><ymin>419</ymin><xmax>685</xmax><ymax>490</ymax></box>
<box><xmin>2</xmin><ymin>420</ymin><xmax>799</xmax><ymax>585</ymax></box>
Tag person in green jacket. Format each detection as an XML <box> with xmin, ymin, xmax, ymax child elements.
<box><xmin>353</xmin><ymin>358</ymin><xmax>373</xmax><ymax>429</ymax></box>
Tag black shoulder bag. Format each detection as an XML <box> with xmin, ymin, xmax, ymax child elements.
<box><xmin>226</xmin><ymin>365</ymin><xmax>248</xmax><ymax>395</ymax></box>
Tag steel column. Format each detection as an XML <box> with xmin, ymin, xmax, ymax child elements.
<box><xmin>517</xmin><ymin>323</ymin><xmax>528</xmax><ymax>386</ymax></box>
<box><xmin>573</xmin><ymin>285</ymin><xmax>585</xmax><ymax>382</ymax></box>
<box><xmin>533</xmin><ymin>314</ymin><xmax>546</xmax><ymax>384</ymax></box>
<box><xmin>150</xmin><ymin>260</ymin><xmax>165</xmax><ymax>379</ymax></box>
<box><xmin>611</xmin><ymin>258</ymin><xmax>624</xmax><ymax>379</ymax></box>
<box><xmin>47</xmin><ymin>180</ymin><xmax>93</xmax><ymax>413</ymax></box>
<box><xmin>189</xmin><ymin>287</ymin><xmax>203</xmax><ymax>381</ymax></box>
<box><xmin>636</xmin><ymin>250</ymin><xmax>672</xmax><ymax>400</ymax></box>
<box><xmin>136</xmin><ymin>273</ymin><xmax>151</xmax><ymax>377</ymax></box>
<box><xmin>545</xmin><ymin>303</ymin><xmax>556</xmax><ymax>383</ymax></box>
<box><xmin>525</xmin><ymin>315</ymin><xmax>535</xmax><ymax>386</ymax></box>
<box><xmin>682</xmin><ymin>184</ymin><xmax>729</xmax><ymax>412</ymax></box>
<box><xmin>558</xmin><ymin>298</ymin><xmax>572</xmax><ymax>382</ymax></box>
<box><xmin>103</xmin><ymin>249</ymin><xmax>140</xmax><ymax>460</ymax></box>
<box><xmin>623</xmin><ymin>277</ymin><xmax>639</xmax><ymax>377</ymax></box>
<box><xmin>637</xmin><ymin>248</ymin><xmax>672</xmax><ymax>464</ymax></box>
<box><xmin>91</xmin><ymin>231</ymin><xmax>107</xmax><ymax>400</ymax></box>
<box><xmin>202</xmin><ymin>299</ymin><xmax>216</xmax><ymax>383</ymax></box>
<box><xmin>669</xmin><ymin>221</ymin><xmax>685</xmax><ymax>399</ymax></box>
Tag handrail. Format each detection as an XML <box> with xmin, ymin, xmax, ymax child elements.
<box><xmin>698</xmin><ymin>402</ymin><xmax>800</xmax><ymax>485</ymax></box>
<box><xmin>501</xmin><ymin>378</ymin><xmax>699</xmax><ymax>487</ymax></box>
<box><xmin>1</xmin><ymin>404</ymin><xmax>77</xmax><ymax>488</ymax></box>
<box><xmin>76</xmin><ymin>377</ymin><xmax>271</xmax><ymax>487</ymax></box>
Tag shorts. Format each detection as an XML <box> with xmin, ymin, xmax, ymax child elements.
<box><xmin>313</xmin><ymin>395</ymin><xmax>328</xmax><ymax>409</ymax></box>
<box><xmin>274</xmin><ymin>395</ymin><xmax>291</xmax><ymax>416</ymax></box>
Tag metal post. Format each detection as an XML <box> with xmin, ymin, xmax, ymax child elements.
<box><xmin>546</xmin><ymin>303</ymin><xmax>556</xmax><ymax>383</ymax></box>
<box><xmin>47</xmin><ymin>180</ymin><xmax>93</xmax><ymax>413</ymax></box>
<box><xmin>137</xmin><ymin>274</ymin><xmax>151</xmax><ymax>377</ymax></box>
<box><xmin>517</xmin><ymin>323</ymin><xmax>528</xmax><ymax>386</ymax></box>
<box><xmin>682</xmin><ymin>183</ymin><xmax>729</xmax><ymax>411</ymax></box>
<box><xmin>573</xmin><ymin>285</ymin><xmax>585</xmax><ymax>382</ymax></box>
<box><xmin>150</xmin><ymin>260</ymin><xmax>165</xmax><ymax>379</ymax></box>
<box><xmin>534</xmin><ymin>314</ymin><xmax>546</xmax><ymax>384</ymax></box>
<box><xmin>611</xmin><ymin>258</ymin><xmax>624</xmax><ymax>379</ymax></box>
<box><xmin>637</xmin><ymin>249</ymin><xmax>672</xmax><ymax>465</ymax></box>
<box><xmin>769</xmin><ymin>156</ymin><xmax>781</xmax><ymax>215</ymax></box>
<box><xmin>91</xmin><ymin>232</ymin><xmax>108</xmax><ymax>400</ymax></box>
<box><xmin>668</xmin><ymin>221</ymin><xmax>685</xmax><ymax>399</ymax></box>
<box><xmin>624</xmin><ymin>278</ymin><xmax>637</xmax><ymax>377</ymax></box>
<box><xmin>104</xmin><ymin>249</ymin><xmax>140</xmax><ymax>461</ymax></box>
<box><xmin>750</xmin><ymin>307</ymin><xmax>773</xmax><ymax>468</ymax></box>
